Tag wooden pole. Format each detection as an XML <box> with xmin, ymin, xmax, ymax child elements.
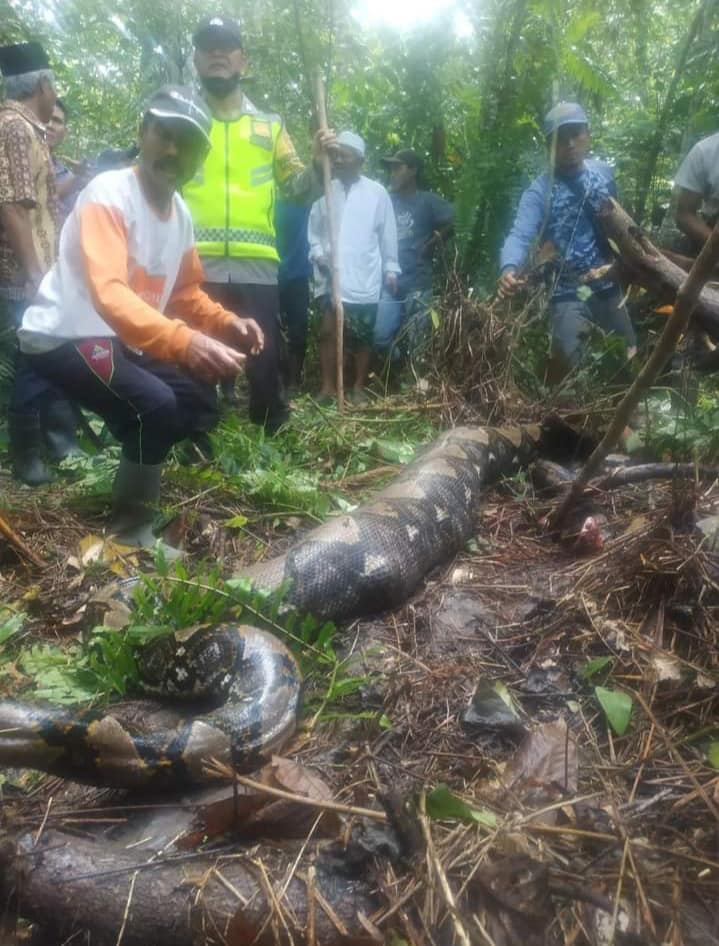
<box><xmin>313</xmin><ymin>70</ymin><xmax>344</xmax><ymax>411</ymax></box>
<box><xmin>550</xmin><ymin>219</ymin><xmax>719</xmax><ymax>530</ymax></box>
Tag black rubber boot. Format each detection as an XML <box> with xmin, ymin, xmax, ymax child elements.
<box><xmin>109</xmin><ymin>457</ymin><xmax>182</xmax><ymax>559</ymax></box>
<box><xmin>8</xmin><ymin>410</ymin><xmax>54</xmax><ymax>486</ymax></box>
<box><xmin>42</xmin><ymin>398</ymin><xmax>84</xmax><ymax>460</ymax></box>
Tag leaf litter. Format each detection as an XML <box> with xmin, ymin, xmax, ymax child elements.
<box><xmin>1</xmin><ymin>303</ymin><xmax>719</xmax><ymax>943</ymax></box>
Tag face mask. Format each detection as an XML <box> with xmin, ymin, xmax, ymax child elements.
<box><xmin>200</xmin><ymin>74</ymin><xmax>241</xmax><ymax>98</ymax></box>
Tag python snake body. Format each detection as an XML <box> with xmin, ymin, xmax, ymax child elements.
<box><xmin>0</xmin><ymin>425</ymin><xmax>540</xmax><ymax>788</ymax></box>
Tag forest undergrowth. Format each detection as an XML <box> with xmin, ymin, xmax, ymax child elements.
<box><xmin>2</xmin><ymin>289</ymin><xmax>719</xmax><ymax>944</ymax></box>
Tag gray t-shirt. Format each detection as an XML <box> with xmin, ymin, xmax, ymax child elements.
<box><xmin>391</xmin><ymin>190</ymin><xmax>454</xmax><ymax>295</ymax></box>
<box><xmin>675</xmin><ymin>132</ymin><xmax>719</xmax><ymax>221</ymax></box>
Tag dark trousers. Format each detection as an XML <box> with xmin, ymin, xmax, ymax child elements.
<box><xmin>279</xmin><ymin>276</ymin><xmax>310</xmax><ymax>358</ymax></box>
<box><xmin>27</xmin><ymin>339</ymin><xmax>218</xmax><ymax>464</ymax></box>
<box><xmin>203</xmin><ymin>281</ymin><xmax>285</xmax><ymax>425</ymax></box>
<box><xmin>3</xmin><ymin>299</ymin><xmax>66</xmax><ymax>412</ymax></box>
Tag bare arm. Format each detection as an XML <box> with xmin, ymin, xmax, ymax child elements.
<box><xmin>0</xmin><ymin>202</ymin><xmax>43</xmax><ymax>288</ymax></box>
<box><xmin>676</xmin><ymin>187</ymin><xmax>713</xmax><ymax>247</ymax></box>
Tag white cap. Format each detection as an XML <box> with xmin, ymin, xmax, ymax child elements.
<box><xmin>336</xmin><ymin>130</ymin><xmax>365</xmax><ymax>158</ymax></box>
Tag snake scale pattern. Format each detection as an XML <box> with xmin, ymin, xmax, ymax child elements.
<box><xmin>0</xmin><ymin>425</ymin><xmax>541</xmax><ymax>788</ymax></box>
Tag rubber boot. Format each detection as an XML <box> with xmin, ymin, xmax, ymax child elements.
<box><xmin>8</xmin><ymin>410</ymin><xmax>53</xmax><ymax>486</ymax></box>
<box><xmin>109</xmin><ymin>457</ymin><xmax>182</xmax><ymax>559</ymax></box>
<box><xmin>42</xmin><ymin>398</ymin><xmax>84</xmax><ymax>460</ymax></box>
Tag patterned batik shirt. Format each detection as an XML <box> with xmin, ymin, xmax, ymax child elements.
<box><xmin>500</xmin><ymin>158</ymin><xmax>617</xmax><ymax>301</ymax></box>
<box><xmin>0</xmin><ymin>100</ymin><xmax>57</xmax><ymax>300</ymax></box>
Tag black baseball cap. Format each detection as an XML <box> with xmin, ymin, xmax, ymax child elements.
<box><xmin>381</xmin><ymin>149</ymin><xmax>423</xmax><ymax>171</ymax></box>
<box><xmin>0</xmin><ymin>42</ymin><xmax>51</xmax><ymax>77</ymax></box>
<box><xmin>144</xmin><ymin>86</ymin><xmax>212</xmax><ymax>146</ymax></box>
<box><xmin>193</xmin><ymin>15</ymin><xmax>243</xmax><ymax>50</ymax></box>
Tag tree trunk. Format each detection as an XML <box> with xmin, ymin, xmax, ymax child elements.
<box><xmin>0</xmin><ymin>830</ymin><xmax>377</xmax><ymax>946</ymax></box>
<box><xmin>550</xmin><ymin>218</ymin><xmax>719</xmax><ymax>529</ymax></box>
<box><xmin>633</xmin><ymin>0</ymin><xmax>718</xmax><ymax>222</ymax></box>
<box><xmin>599</xmin><ymin>198</ymin><xmax>719</xmax><ymax>339</ymax></box>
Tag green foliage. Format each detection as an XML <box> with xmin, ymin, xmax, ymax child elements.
<box><xmin>425</xmin><ymin>784</ymin><xmax>497</xmax><ymax>828</ymax></box>
<box><xmin>708</xmin><ymin>741</ymin><xmax>719</xmax><ymax>770</ymax></box>
<box><xmin>595</xmin><ymin>685</ymin><xmax>633</xmax><ymax>736</ymax></box>
<box><xmin>628</xmin><ymin>385</ymin><xmax>719</xmax><ymax>461</ymax></box>
<box><xmin>5</xmin><ymin>0</ymin><xmax>715</xmax><ymax>287</ymax></box>
<box><xmin>578</xmin><ymin>655</ymin><xmax>614</xmax><ymax>680</ymax></box>
<box><xmin>0</xmin><ymin>609</ymin><xmax>25</xmax><ymax>647</ymax></box>
<box><xmin>175</xmin><ymin>398</ymin><xmax>435</xmax><ymax>519</ymax></box>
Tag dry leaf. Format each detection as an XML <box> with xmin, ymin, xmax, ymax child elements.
<box><xmin>651</xmin><ymin>654</ymin><xmax>682</xmax><ymax>682</ymax></box>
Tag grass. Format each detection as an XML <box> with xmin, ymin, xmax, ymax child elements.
<box><xmin>0</xmin><ymin>396</ymin><xmax>437</xmax><ymax>720</ymax></box>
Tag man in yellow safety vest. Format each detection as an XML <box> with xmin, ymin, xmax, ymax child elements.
<box><xmin>185</xmin><ymin>15</ymin><xmax>332</xmax><ymax>432</ymax></box>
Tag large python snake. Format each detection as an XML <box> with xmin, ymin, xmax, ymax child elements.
<box><xmin>0</xmin><ymin>425</ymin><xmax>541</xmax><ymax>788</ymax></box>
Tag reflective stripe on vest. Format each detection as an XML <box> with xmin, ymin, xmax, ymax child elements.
<box><xmin>183</xmin><ymin>112</ymin><xmax>282</xmax><ymax>263</ymax></box>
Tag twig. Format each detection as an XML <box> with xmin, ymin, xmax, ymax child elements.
<box><xmin>632</xmin><ymin>689</ymin><xmax>719</xmax><ymax>823</ymax></box>
<box><xmin>314</xmin><ymin>70</ymin><xmax>344</xmax><ymax>412</ymax></box>
<box><xmin>306</xmin><ymin>864</ymin><xmax>317</xmax><ymax>946</ymax></box>
<box><xmin>115</xmin><ymin>870</ymin><xmax>138</xmax><ymax>946</ymax></box>
<box><xmin>204</xmin><ymin>764</ymin><xmax>388</xmax><ymax>822</ymax></box>
<box><xmin>33</xmin><ymin>795</ymin><xmax>53</xmax><ymax>847</ymax></box>
<box><xmin>0</xmin><ymin>510</ymin><xmax>44</xmax><ymax>567</ymax></box>
<box><xmin>551</xmin><ymin>211</ymin><xmax>719</xmax><ymax>528</ymax></box>
<box><xmin>417</xmin><ymin>791</ymin><xmax>472</xmax><ymax>946</ymax></box>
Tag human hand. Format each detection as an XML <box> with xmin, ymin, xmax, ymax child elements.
<box><xmin>312</xmin><ymin>128</ymin><xmax>337</xmax><ymax>162</ymax></box>
<box><xmin>498</xmin><ymin>268</ymin><xmax>524</xmax><ymax>298</ymax></box>
<box><xmin>225</xmin><ymin>316</ymin><xmax>264</xmax><ymax>355</ymax></box>
<box><xmin>185</xmin><ymin>333</ymin><xmax>246</xmax><ymax>381</ymax></box>
<box><xmin>384</xmin><ymin>272</ymin><xmax>398</xmax><ymax>296</ymax></box>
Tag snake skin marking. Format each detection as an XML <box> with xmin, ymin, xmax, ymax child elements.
<box><xmin>183</xmin><ymin>721</ymin><xmax>232</xmax><ymax>781</ymax></box>
<box><xmin>495</xmin><ymin>426</ymin><xmax>524</xmax><ymax>448</ymax></box>
<box><xmin>363</xmin><ymin>553</ymin><xmax>388</xmax><ymax>576</ymax></box>
<box><xmin>0</xmin><ymin>426</ymin><xmax>541</xmax><ymax>790</ymax></box>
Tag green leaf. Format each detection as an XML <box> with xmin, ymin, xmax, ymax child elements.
<box><xmin>426</xmin><ymin>784</ymin><xmax>497</xmax><ymax>828</ymax></box>
<box><xmin>708</xmin><ymin>742</ymin><xmax>719</xmax><ymax>770</ymax></box>
<box><xmin>576</xmin><ymin>285</ymin><xmax>593</xmax><ymax>302</ymax></box>
<box><xmin>365</xmin><ymin>438</ymin><xmax>416</xmax><ymax>465</ymax></box>
<box><xmin>579</xmin><ymin>656</ymin><xmax>613</xmax><ymax>680</ymax></box>
<box><xmin>0</xmin><ymin>611</ymin><xmax>25</xmax><ymax>646</ymax></box>
<box><xmin>430</xmin><ymin>307</ymin><xmax>440</xmax><ymax>330</ymax></box>
<box><xmin>223</xmin><ymin>514</ymin><xmax>248</xmax><ymax>529</ymax></box>
<box><xmin>595</xmin><ymin>686</ymin><xmax>633</xmax><ymax>736</ymax></box>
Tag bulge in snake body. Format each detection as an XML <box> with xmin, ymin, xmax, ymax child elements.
<box><xmin>238</xmin><ymin>426</ymin><xmax>539</xmax><ymax>620</ymax></box>
<box><xmin>0</xmin><ymin>426</ymin><xmax>539</xmax><ymax>789</ymax></box>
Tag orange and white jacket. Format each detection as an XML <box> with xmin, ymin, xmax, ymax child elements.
<box><xmin>19</xmin><ymin>167</ymin><xmax>235</xmax><ymax>361</ymax></box>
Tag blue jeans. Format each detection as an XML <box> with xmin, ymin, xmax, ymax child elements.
<box><xmin>551</xmin><ymin>288</ymin><xmax>636</xmax><ymax>365</ymax></box>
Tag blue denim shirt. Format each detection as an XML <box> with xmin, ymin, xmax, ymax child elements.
<box><xmin>500</xmin><ymin>158</ymin><xmax>617</xmax><ymax>300</ymax></box>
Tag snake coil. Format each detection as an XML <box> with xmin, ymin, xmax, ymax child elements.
<box><xmin>0</xmin><ymin>425</ymin><xmax>540</xmax><ymax>788</ymax></box>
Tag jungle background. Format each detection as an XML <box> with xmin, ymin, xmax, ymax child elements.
<box><xmin>2</xmin><ymin>0</ymin><xmax>719</xmax><ymax>287</ymax></box>
<box><xmin>2</xmin><ymin>3</ymin><xmax>719</xmax><ymax>944</ymax></box>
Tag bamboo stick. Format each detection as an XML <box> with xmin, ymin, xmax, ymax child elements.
<box><xmin>313</xmin><ymin>70</ymin><xmax>344</xmax><ymax>412</ymax></box>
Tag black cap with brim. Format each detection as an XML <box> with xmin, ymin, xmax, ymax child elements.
<box><xmin>381</xmin><ymin>148</ymin><xmax>423</xmax><ymax>171</ymax></box>
<box><xmin>0</xmin><ymin>42</ymin><xmax>50</xmax><ymax>77</ymax></box>
<box><xmin>193</xmin><ymin>15</ymin><xmax>243</xmax><ymax>49</ymax></box>
<box><xmin>144</xmin><ymin>85</ymin><xmax>213</xmax><ymax>146</ymax></box>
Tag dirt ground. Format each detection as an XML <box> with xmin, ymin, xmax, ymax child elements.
<box><xmin>2</xmin><ymin>447</ymin><xmax>719</xmax><ymax>945</ymax></box>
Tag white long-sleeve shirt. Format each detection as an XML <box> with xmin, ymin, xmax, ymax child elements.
<box><xmin>308</xmin><ymin>175</ymin><xmax>400</xmax><ymax>304</ymax></box>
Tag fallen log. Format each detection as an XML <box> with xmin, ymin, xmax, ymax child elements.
<box><xmin>594</xmin><ymin>462</ymin><xmax>718</xmax><ymax>490</ymax></box>
<box><xmin>551</xmin><ymin>217</ymin><xmax>719</xmax><ymax>529</ymax></box>
<box><xmin>0</xmin><ymin>830</ymin><xmax>378</xmax><ymax>946</ymax></box>
<box><xmin>598</xmin><ymin>198</ymin><xmax>719</xmax><ymax>340</ymax></box>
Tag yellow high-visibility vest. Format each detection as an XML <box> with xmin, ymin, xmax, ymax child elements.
<box><xmin>183</xmin><ymin>110</ymin><xmax>282</xmax><ymax>262</ymax></box>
